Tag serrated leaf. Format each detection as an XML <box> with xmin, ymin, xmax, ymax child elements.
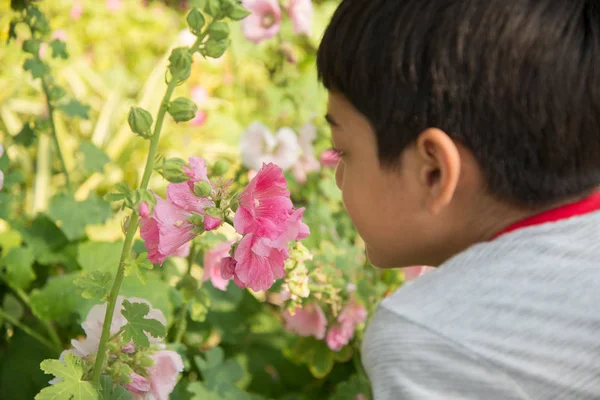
<box><xmin>50</xmin><ymin>39</ymin><xmax>68</xmax><ymax>59</ymax></box>
<box><xmin>79</xmin><ymin>142</ymin><xmax>110</xmax><ymax>173</ymax></box>
<box><xmin>23</xmin><ymin>58</ymin><xmax>49</xmax><ymax>79</ymax></box>
<box><xmin>14</xmin><ymin>122</ymin><xmax>36</xmax><ymax>146</ymax></box>
<box><xmin>121</xmin><ymin>300</ymin><xmax>166</xmax><ymax>348</ymax></box>
<box><xmin>123</xmin><ymin>253</ymin><xmax>153</xmax><ymax>285</ymax></box>
<box><xmin>74</xmin><ymin>271</ymin><xmax>113</xmax><ymax>301</ymax></box>
<box><xmin>18</xmin><ymin>215</ymin><xmax>68</xmax><ymax>258</ymax></box>
<box><xmin>2</xmin><ymin>247</ymin><xmax>36</xmax><ymax>289</ymax></box>
<box><xmin>48</xmin><ymin>194</ymin><xmax>111</xmax><ymax>241</ymax></box>
<box><xmin>58</xmin><ymin>99</ymin><xmax>90</xmax><ymax>120</ymax></box>
<box><xmin>99</xmin><ymin>376</ymin><xmax>132</xmax><ymax>400</ymax></box>
<box><xmin>36</xmin><ymin>353</ymin><xmax>100</xmax><ymax>400</ymax></box>
<box><xmin>103</xmin><ymin>184</ymin><xmax>131</xmax><ymax>203</ymax></box>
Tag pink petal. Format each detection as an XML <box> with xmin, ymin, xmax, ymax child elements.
<box><xmin>283</xmin><ymin>303</ymin><xmax>327</xmax><ymax>339</ymax></box>
<box><xmin>203</xmin><ymin>241</ymin><xmax>234</xmax><ymax>291</ymax></box>
<box><xmin>148</xmin><ymin>350</ymin><xmax>184</xmax><ymax>400</ymax></box>
<box><xmin>185</xmin><ymin>156</ymin><xmax>209</xmax><ymax>183</ymax></box>
<box><xmin>320</xmin><ymin>149</ymin><xmax>340</xmax><ymax>168</ymax></box>
<box><xmin>167</xmin><ymin>182</ymin><xmax>213</xmax><ymax>214</ymax></box>
<box><xmin>338</xmin><ymin>299</ymin><xmax>367</xmax><ymax>327</ymax></box>
<box><xmin>326</xmin><ymin>324</ymin><xmax>354</xmax><ymax>352</ymax></box>
<box><xmin>232</xmin><ymin>234</ymin><xmax>287</xmax><ymax>291</ymax></box>
<box><xmin>241</xmin><ymin>0</ymin><xmax>282</xmax><ymax>43</ymax></box>
<box><xmin>220</xmin><ymin>257</ymin><xmax>237</xmax><ymax>280</ymax></box>
<box><xmin>287</xmin><ymin>0</ymin><xmax>313</xmax><ymax>35</ymax></box>
<box><xmin>139</xmin><ymin>201</ymin><xmax>150</xmax><ymax>218</ymax></box>
<box><xmin>203</xmin><ymin>215</ymin><xmax>222</xmax><ymax>231</ymax></box>
<box><xmin>126</xmin><ymin>372</ymin><xmax>151</xmax><ymax>394</ymax></box>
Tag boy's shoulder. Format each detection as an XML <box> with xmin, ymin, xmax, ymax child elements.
<box><xmin>362</xmin><ymin>211</ymin><xmax>600</xmax><ymax>399</ymax></box>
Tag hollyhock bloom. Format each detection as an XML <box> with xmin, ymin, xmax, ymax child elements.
<box><xmin>142</xmin><ymin>350</ymin><xmax>185</xmax><ymax>400</ymax></box>
<box><xmin>52</xmin><ymin>30</ymin><xmax>68</xmax><ymax>42</ymax></box>
<box><xmin>264</xmin><ymin>208</ymin><xmax>310</xmax><ymax>250</ymax></box>
<box><xmin>240</xmin><ymin>122</ymin><xmax>300</xmax><ymax>171</ymax></box>
<box><xmin>241</xmin><ymin>0</ymin><xmax>282</xmax><ymax>44</ymax></box>
<box><xmin>234</xmin><ymin>163</ymin><xmax>293</xmax><ymax>239</ymax></box>
<box><xmin>292</xmin><ymin>123</ymin><xmax>320</xmax><ymax>182</ymax></box>
<box><xmin>283</xmin><ymin>303</ymin><xmax>327</xmax><ymax>339</ymax></box>
<box><xmin>70</xmin><ymin>1</ymin><xmax>83</xmax><ymax>19</ymax></box>
<box><xmin>326</xmin><ymin>324</ymin><xmax>353</xmax><ymax>352</ymax></box>
<box><xmin>226</xmin><ymin>233</ymin><xmax>288</xmax><ymax>292</ymax></box>
<box><xmin>127</xmin><ymin>372</ymin><xmax>151</xmax><ymax>394</ymax></box>
<box><xmin>191</xmin><ymin>86</ymin><xmax>209</xmax><ymax>106</ymax></box>
<box><xmin>403</xmin><ymin>266</ymin><xmax>436</xmax><ymax>282</ymax></box>
<box><xmin>203</xmin><ymin>241</ymin><xmax>234</xmax><ymax>291</ymax></box>
<box><xmin>68</xmin><ymin>296</ymin><xmax>167</xmax><ymax>359</ymax></box>
<box><xmin>338</xmin><ymin>299</ymin><xmax>367</xmax><ymax>328</ymax></box>
<box><xmin>106</xmin><ymin>0</ymin><xmax>122</xmax><ymax>12</ymax></box>
<box><xmin>287</xmin><ymin>0</ymin><xmax>313</xmax><ymax>35</ymax></box>
<box><xmin>190</xmin><ymin>110</ymin><xmax>207</xmax><ymax>126</ymax></box>
<box><xmin>320</xmin><ymin>149</ymin><xmax>341</xmax><ymax>168</ymax></box>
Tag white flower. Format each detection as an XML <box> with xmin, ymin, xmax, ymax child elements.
<box><xmin>240</xmin><ymin>122</ymin><xmax>300</xmax><ymax>171</ymax></box>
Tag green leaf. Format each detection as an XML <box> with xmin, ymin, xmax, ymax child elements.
<box><xmin>190</xmin><ymin>347</ymin><xmax>252</xmax><ymax>400</ymax></box>
<box><xmin>30</xmin><ymin>273</ymin><xmax>96</xmax><ymax>325</ymax></box>
<box><xmin>123</xmin><ymin>253</ymin><xmax>153</xmax><ymax>285</ymax></box>
<box><xmin>0</xmin><ymin>230</ymin><xmax>23</xmax><ymax>255</ymax></box>
<box><xmin>37</xmin><ymin>353</ymin><xmax>100</xmax><ymax>400</ymax></box>
<box><xmin>121</xmin><ymin>300</ymin><xmax>166</xmax><ymax>348</ymax></box>
<box><xmin>11</xmin><ymin>0</ymin><xmax>27</xmax><ymax>12</ymax></box>
<box><xmin>79</xmin><ymin>142</ymin><xmax>110</xmax><ymax>173</ymax></box>
<box><xmin>58</xmin><ymin>99</ymin><xmax>90</xmax><ymax>120</ymax></box>
<box><xmin>14</xmin><ymin>123</ymin><xmax>36</xmax><ymax>147</ymax></box>
<box><xmin>77</xmin><ymin>241</ymin><xmax>122</xmax><ymax>273</ymax></box>
<box><xmin>99</xmin><ymin>376</ymin><xmax>131</xmax><ymax>400</ymax></box>
<box><xmin>48</xmin><ymin>194</ymin><xmax>111</xmax><ymax>241</ymax></box>
<box><xmin>329</xmin><ymin>374</ymin><xmax>371</xmax><ymax>400</ymax></box>
<box><xmin>50</xmin><ymin>39</ymin><xmax>68</xmax><ymax>59</ymax></box>
<box><xmin>308</xmin><ymin>341</ymin><xmax>335</xmax><ymax>379</ymax></box>
<box><xmin>74</xmin><ymin>271</ymin><xmax>113</xmax><ymax>301</ymax></box>
<box><xmin>18</xmin><ymin>215</ymin><xmax>68</xmax><ymax>258</ymax></box>
<box><xmin>23</xmin><ymin>58</ymin><xmax>49</xmax><ymax>79</ymax></box>
<box><xmin>2</xmin><ymin>247</ymin><xmax>36</xmax><ymax>290</ymax></box>
<box><xmin>103</xmin><ymin>184</ymin><xmax>131</xmax><ymax>203</ymax></box>
<box><xmin>120</xmin><ymin>274</ymin><xmax>172</xmax><ymax>323</ymax></box>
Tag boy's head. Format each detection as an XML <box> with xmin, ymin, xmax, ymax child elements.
<box><xmin>317</xmin><ymin>0</ymin><xmax>600</xmax><ymax>267</ymax></box>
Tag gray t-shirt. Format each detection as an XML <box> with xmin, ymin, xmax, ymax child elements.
<box><xmin>362</xmin><ymin>211</ymin><xmax>600</xmax><ymax>399</ymax></box>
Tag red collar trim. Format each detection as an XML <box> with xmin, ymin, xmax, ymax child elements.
<box><xmin>493</xmin><ymin>191</ymin><xmax>600</xmax><ymax>240</ymax></box>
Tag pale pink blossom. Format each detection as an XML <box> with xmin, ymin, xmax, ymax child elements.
<box><xmin>283</xmin><ymin>303</ymin><xmax>327</xmax><ymax>339</ymax></box>
<box><xmin>126</xmin><ymin>372</ymin><xmax>151</xmax><ymax>394</ymax></box>
<box><xmin>139</xmin><ymin>201</ymin><xmax>150</xmax><ymax>218</ymax></box>
<box><xmin>227</xmin><ymin>233</ymin><xmax>288</xmax><ymax>292</ymax></box>
<box><xmin>70</xmin><ymin>1</ymin><xmax>83</xmax><ymax>19</ymax></box>
<box><xmin>51</xmin><ymin>30</ymin><xmax>68</xmax><ymax>42</ymax></box>
<box><xmin>240</xmin><ymin>122</ymin><xmax>300</xmax><ymax>171</ymax></box>
<box><xmin>338</xmin><ymin>299</ymin><xmax>367</xmax><ymax>328</ymax></box>
<box><xmin>144</xmin><ymin>350</ymin><xmax>184</xmax><ymax>400</ymax></box>
<box><xmin>204</xmin><ymin>215</ymin><xmax>222</xmax><ymax>231</ymax></box>
<box><xmin>241</xmin><ymin>0</ymin><xmax>282</xmax><ymax>43</ymax></box>
<box><xmin>326</xmin><ymin>324</ymin><xmax>353</xmax><ymax>352</ymax></box>
<box><xmin>191</xmin><ymin>86</ymin><xmax>209</xmax><ymax>106</ymax></box>
<box><xmin>403</xmin><ymin>266</ymin><xmax>436</xmax><ymax>282</ymax></box>
<box><xmin>190</xmin><ymin>110</ymin><xmax>207</xmax><ymax>126</ymax></box>
<box><xmin>292</xmin><ymin>123</ymin><xmax>320</xmax><ymax>182</ymax></box>
<box><xmin>234</xmin><ymin>163</ymin><xmax>293</xmax><ymax>240</ymax></box>
<box><xmin>106</xmin><ymin>0</ymin><xmax>122</xmax><ymax>12</ymax></box>
<box><xmin>203</xmin><ymin>241</ymin><xmax>234</xmax><ymax>291</ymax></box>
<box><xmin>320</xmin><ymin>149</ymin><xmax>340</xmax><ymax>168</ymax></box>
<box><xmin>287</xmin><ymin>0</ymin><xmax>313</xmax><ymax>35</ymax></box>
<box><xmin>69</xmin><ymin>296</ymin><xmax>166</xmax><ymax>358</ymax></box>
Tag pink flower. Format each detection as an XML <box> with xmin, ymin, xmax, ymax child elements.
<box><xmin>190</xmin><ymin>110</ymin><xmax>207</xmax><ymax>126</ymax></box>
<box><xmin>126</xmin><ymin>372</ymin><xmax>151</xmax><ymax>394</ymax></box>
<box><xmin>292</xmin><ymin>123</ymin><xmax>320</xmax><ymax>182</ymax></box>
<box><xmin>51</xmin><ymin>30</ymin><xmax>68</xmax><ymax>42</ymax></box>
<box><xmin>326</xmin><ymin>324</ymin><xmax>353</xmax><ymax>352</ymax></box>
<box><xmin>241</xmin><ymin>0</ymin><xmax>282</xmax><ymax>44</ymax></box>
<box><xmin>183</xmin><ymin>156</ymin><xmax>210</xmax><ymax>183</ymax></box>
<box><xmin>203</xmin><ymin>241</ymin><xmax>234</xmax><ymax>291</ymax></box>
<box><xmin>234</xmin><ymin>163</ymin><xmax>293</xmax><ymax>240</ymax></box>
<box><xmin>139</xmin><ymin>201</ymin><xmax>150</xmax><ymax>218</ymax></box>
<box><xmin>287</xmin><ymin>0</ymin><xmax>313</xmax><ymax>35</ymax></box>
<box><xmin>283</xmin><ymin>303</ymin><xmax>327</xmax><ymax>339</ymax></box>
<box><xmin>145</xmin><ymin>350</ymin><xmax>184</xmax><ymax>400</ymax></box>
<box><xmin>228</xmin><ymin>234</ymin><xmax>288</xmax><ymax>292</ymax></box>
<box><xmin>70</xmin><ymin>1</ymin><xmax>83</xmax><ymax>19</ymax></box>
<box><xmin>69</xmin><ymin>296</ymin><xmax>166</xmax><ymax>358</ymax></box>
<box><xmin>191</xmin><ymin>86</ymin><xmax>209</xmax><ymax>106</ymax></box>
<box><xmin>320</xmin><ymin>149</ymin><xmax>341</xmax><ymax>168</ymax></box>
<box><xmin>140</xmin><ymin>196</ymin><xmax>199</xmax><ymax>265</ymax></box>
<box><xmin>264</xmin><ymin>208</ymin><xmax>310</xmax><ymax>250</ymax></box>
<box><xmin>204</xmin><ymin>215</ymin><xmax>221</xmax><ymax>231</ymax></box>
<box><xmin>338</xmin><ymin>299</ymin><xmax>367</xmax><ymax>328</ymax></box>
<box><xmin>106</xmin><ymin>0</ymin><xmax>122</xmax><ymax>12</ymax></box>
<box><xmin>403</xmin><ymin>266</ymin><xmax>436</xmax><ymax>282</ymax></box>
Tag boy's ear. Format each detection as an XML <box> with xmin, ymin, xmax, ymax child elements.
<box><xmin>416</xmin><ymin>128</ymin><xmax>461</xmax><ymax>215</ymax></box>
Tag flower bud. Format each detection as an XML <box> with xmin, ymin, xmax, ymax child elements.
<box><xmin>203</xmin><ymin>38</ymin><xmax>228</xmax><ymax>58</ymax></box>
<box><xmin>128</xmin><ymin>107</ymin><xmax>154</xmax><ymax>138</ymax></box>
<box><xmin>193</xmin><ymin>180</ymin><xmax>212</xmax><ymax>197</ymax></box>
<box><xmin>168</xmin><ymin>47</ymin><xmax>193</xmax><ymax>81</ymax></box>
<box><xmin>168</xmin><ymin>97</ymin><xmax>198</xmax><ymax>123</ymax></box>
<box><xmin>211</xmin><ymin>159</ymin><xmax>229</xmax><ymax>176</ymax></box>
<box><xmin>223</xmin><ymin>0</ymin><xmax>251</xmax><ymax>20</ymax></box>
<box><xmin>156</xmin><ymin>157</ymin><xmax>189</xmax><ymax>183</ymax></box>
<box><xmin>205</xmin><ymin>0</ymin><xmax>223</xmax><ymax>18</ymax></box>
<box><xmin>186</xmin><ymin>8</ymin><xmax>205</xmax><ymax>35</ymax></box>
<box><xmin>208</xmin><ymin>22</ymin><xmax>229</xmax><ymax>40</ymax></box>
<box><xmin>138</xmin><ymin>201</ymin><xmax>150</xmax><ymax>218</ymax></box>
<box><xmin>188</xmin><ymin>213</ymin><xmax>205</xmax><ymax>227</ymax></box>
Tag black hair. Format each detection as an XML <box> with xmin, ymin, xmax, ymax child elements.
<box><xmin>317</xmin><ymin>0</ymin><xmax>600</xmax><ymax>207</ymax></box>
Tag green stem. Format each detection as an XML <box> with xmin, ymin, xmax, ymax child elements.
<box><xmin>173</xmin><ymin>303</ymin><xmax>188</xmax><ymax>345</ymax></box>
<box><xmin>224</xmin><ymin>215</ymin><xmax>234</xmax><ymax>227</ymax></box>
<box><xmin>90</xmin><ymin>30</ymin><xmax>210</xmax><ymax>382</ymax></box>
<box><xmin>41</xmin><ymin>76</ymin><xmax>71</xmax><ymax>193</ymax></box>
<box><xmin>0</xmin><ymin>308</ymin><xmax>59</xmax><ymax>353</ymax></box>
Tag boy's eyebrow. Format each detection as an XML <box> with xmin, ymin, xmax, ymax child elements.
<box><xmin>325</xmin><ymin>114</ymin><xmax>339</xmax><ymax>127</ymax></box>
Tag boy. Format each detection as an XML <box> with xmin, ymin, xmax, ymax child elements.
<box><xmin>317</xmin><ymin>0</ymin><xmax>600</xmax><ymax>399</ymax></box>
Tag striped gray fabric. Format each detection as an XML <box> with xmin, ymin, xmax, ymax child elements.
<box><xmin>362</xmin><ymin>211</ymin><xmax>600</xmax><ymax>399</ymax></box>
